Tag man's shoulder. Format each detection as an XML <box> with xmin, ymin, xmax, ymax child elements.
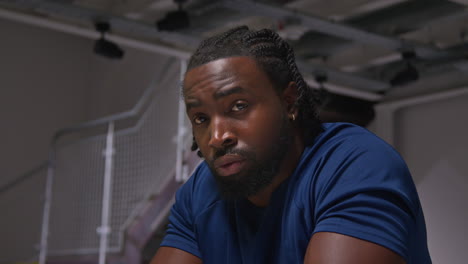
<box><xmin>310</xmin><ymin>122</ymin><xmax>400</xmax><ymax>160</ymax></box>
<box><xmin>294</xmin><ymin>122</ymin><xmax>418</xmax><ymax>210</ymax></box>
<box><xmin>299</xmin><ymin>122</ymin><xmax>409</xmax><ymax>177</ymax></box>
<box><xmin>318</xmin><ymin>122</ymin><xmax>382</xmax><ymax>144</ymax></box>
<box><xmin>293</xmin><ymin>122</ymin><xmax>410</xmax><ymax>192</ymax></box>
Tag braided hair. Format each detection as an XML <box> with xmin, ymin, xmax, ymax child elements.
<box><xmin>187</xmin><ymin>26</ymin><xmax>322</xmax><ymax>157</ymax></box>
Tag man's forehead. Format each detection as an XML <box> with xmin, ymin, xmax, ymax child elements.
<box><xmin>185</xmin><ymin>57</ymin><xmax>244</xmax><ymax>81</ymax></box>
<box><xmin>182</xmin><ymin>57</ymin><xmax>257</xmax><ymax>97</ymax></box>
<box><xmin>182</xmin><ymin>71</ymin><xmax>236</xmax><ymax>99</ymax></box>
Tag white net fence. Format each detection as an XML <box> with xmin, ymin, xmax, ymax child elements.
<box><xmin>0</xmin><ymin>166</ymin><xmax>47</xmax><ymax>263</ymax></box>
<box><xmin>46</xmin><ymin>60</ymin><xmax>183</xmax><ymax>256</ymax></box>
<box><xmin>48</xmin><ymin>135</ymin><xmax>107</xmax><ymax>254</ymax></box>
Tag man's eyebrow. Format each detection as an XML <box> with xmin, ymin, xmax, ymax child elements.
<box><xmin>185</xmin><ymin>86</ymin><xmax>246</xmax><ymax>111</ymax></box>
<box><xmin>214</xmin><ymin>86</ymin><xmax>245</xmax><ymax>100</ymax></box>
<box><xmin>185</xmin><ymin>99</ymin><xmax>201</xmax><ymax>111</ymax></box>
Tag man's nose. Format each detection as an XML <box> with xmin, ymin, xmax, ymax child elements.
<box><xmin>208</xmin><ymin>118</ymin><xmax>237</xmax><ymax>149</ymax></box>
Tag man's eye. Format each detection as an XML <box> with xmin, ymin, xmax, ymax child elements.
<box><xmin>232</xmin><ymin>102</ymin><xmax>248</xmax><ymax>112</ymax></box>
<box><xmin>193</xmin><ymin>115</ymin><xmax>207</xmax><ymax>125</ymax></box>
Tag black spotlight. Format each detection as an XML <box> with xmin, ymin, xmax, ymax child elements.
<box><xmin>156</xmin><ymin>0</ymin><xmax>190</xmax><ymax>31</ymax></box>
<box><xmin>94</xmin><ymin>21</ymin><xmax>124</xmax><ymax>59</ymax></box>
<box><xmin>390</xmin><ymin>50</ymin><xmax>419</xmax><ymax>86</ymax></box>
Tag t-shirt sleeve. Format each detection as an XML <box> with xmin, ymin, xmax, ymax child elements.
<box><xmin>311</xmin><ymin>136</ymin><xmax>420</xmax><ymax>262</ymax></box>
<box><xmin>160</xmin><ymin>167</ymin><xmax>202</xmax><ymax>259</ymax></box>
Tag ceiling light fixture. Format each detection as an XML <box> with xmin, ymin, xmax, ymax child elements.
<box><xmin>94</xmin><ymin>21</ymin><xmax>124</xmax><ymax>59</ymax></box>
<box><xmin>156</xmin><ymin>0</ymin><xmax>190</xmax><ymax>31</ymax></box>
<box><xmin>390</xmin><ymin>50</ymin><xmax>419</xmax><ymax>86</ymax></box>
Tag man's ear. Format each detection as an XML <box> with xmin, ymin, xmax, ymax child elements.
<box><xmin>282</xmin><ymin>81</ymin><xmax>299</xmax><ymax>116</ymax></box>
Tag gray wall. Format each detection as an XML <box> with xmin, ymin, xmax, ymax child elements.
<box><xmin>0</xmin><ymin>17</ymin><xmax>176</xmax><ymax>185</ymax></box>
<box><xmin>393</xmin><ymin>92</ymin><xmax>468</xmax><ymax>264</ymax></box>
<box><xmin>374</xmin><ymin>79</ymin><xmax>468</xmax><ymax>264</ymax></box>
<box><xmin>0</xmin><ymin>17</ymin><xmax>94</xmax><ymax>262</ymax></box>
<box><xmin>85</xmin><ymin>45</ymin><xmax>175</xmax><ymax>120</ymax></box>
<box><xmin>2</xmin><ymin>12</ymin><xmax>467</xmax><ymax>264</ymax></box>
<box><xmin>0</xmin><ymin>17</ymin><xmax>180</xmax><ymax>262</ymax></box>
<box><xmin>0</xmin><ymin>17</ymin><xmax>90</xmax><ymax>184</ymax></box>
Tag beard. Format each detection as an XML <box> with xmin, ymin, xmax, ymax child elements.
<box><xmin>206</xmin><ymin>114</ymin><xmax>292</xmax><ymax>200</ymax></box>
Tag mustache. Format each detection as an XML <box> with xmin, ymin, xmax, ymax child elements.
<box><xmin>211</xmin><ymin>147</ymin><xmax>253</xmax><ymax>162</ymax></box>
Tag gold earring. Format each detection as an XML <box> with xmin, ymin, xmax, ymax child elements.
<box><xmin>291</xmin><ymin>113</ymin><xmax>295</xmax><ymax>121</ymax></box>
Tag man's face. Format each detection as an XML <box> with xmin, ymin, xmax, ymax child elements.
<box><xmin>183</xmin><ymin>56</ymin><xmax>293</xmax><ymax>199</ymax></box>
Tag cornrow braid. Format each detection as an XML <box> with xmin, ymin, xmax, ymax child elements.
<box><xmin>187</xmin><ymin>26</ymin><xmax>322</xmax><ymax>157</ymax></box>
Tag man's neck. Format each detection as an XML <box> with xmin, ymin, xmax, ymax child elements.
<box><xmin>247</xmin><ymin>133</ymin><xmax>304</xmax><ymax>207</ymax></box>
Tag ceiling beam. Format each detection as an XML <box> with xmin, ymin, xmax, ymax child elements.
<box><xmin>297</xmin><ymin>61</ymin><xmax>389</xmax><ymax>93</ymax></box>
<box><xmin>305</xmin><ymin>78</ymin><xmax>383</xmax><ymax>102</ymax></box>
<box><xmin>447</xmin><ymin>0</ymin><xmax>468</xmax><ymax>6</ymax></box>
<box><xmin>0</xmin><ymin>7</ymin><xmax>192</xmax><ymax>59</ymax></box>
<box><xmin>223</xmin><ymin>0</ymin><xmax>401</xmax><ymax>50</ymax></box>
<box><xmin>222</xmin><ymin>0</ymin><xmax>454</xmax><ymax>60</ymax></box>
<box><xmin>0</xmin><ymin>0</ymin><xmax>200</xmax><ymax>47</ymax></box>
<box><xmin>0</xmin><ymin>0</ymin><xmax>390</xmax><ymax>97</ymax></box>
<box><xmin>337</xmin><ymin>9</ymin><xmax>468</xmax><ymax>72</ymax></box>
<box><xmin>348</xmin><ymin>0</ymin><xmax>409</xmax><ymax>18</ymax></box>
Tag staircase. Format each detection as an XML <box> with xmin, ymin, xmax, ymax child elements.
<box><xmin>0</xmin><ymin>59</ymin><xmax>198</xmax><ymax>264</ymax></box>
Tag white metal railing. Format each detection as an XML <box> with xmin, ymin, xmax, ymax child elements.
<box><xmin>41</xmin><ymin>57</ymin><xmax>191</xmax><ymax>263</ymax></box>
<box><xmin>39</xmin><ymin>57</ymin><xmax>191</xmax><ymax>264</ymax></box>
<box><xmin>0</xmin><ymin>57</ymin><xmax>191</xmax><ymax>264</ymax></box>
<box><xmin>97</xmin><ymin>121</ymin><xmax>115</xmax><ymax>264</ymax></box>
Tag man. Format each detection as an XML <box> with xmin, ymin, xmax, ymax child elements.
<box><xmin>151</xmin><ymin>26</ymin><xmax>431</xmax><ymax>263</ymax></box>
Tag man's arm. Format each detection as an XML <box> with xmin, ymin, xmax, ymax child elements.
<box><xmin>150</xmin><ymin>247</ymin><xmax>202</xmax><ymax>264</ymax></box>
<box><xmin>304</xmin><ymin>232</ymin><xmax>405</xmax><ymax>264</ymax></box>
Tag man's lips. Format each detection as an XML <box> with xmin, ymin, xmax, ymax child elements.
<box><xmin>213</xmin><ymin>154</ymin><xmax>246</xmax><ymax>176</ymax></box>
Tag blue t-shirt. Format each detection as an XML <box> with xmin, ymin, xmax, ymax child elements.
<box><xmin>161</xmin><ymin>122</ymin><xmax>432</xmax><ymax>263</ymax></box>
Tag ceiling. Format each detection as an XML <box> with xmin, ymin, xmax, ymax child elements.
<box><xmin>2</xmin><ymin>0</ymin><xmax>468</xmax><ymax>102</ymax></box>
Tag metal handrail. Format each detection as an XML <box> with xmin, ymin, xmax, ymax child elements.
<box><xmin>1</xmin><ymin>58</ymin><xmax>174</xmax><ymax>195</ymax></box>
<box><xmin>51</xmin><ymin>58</ymin><xmax>174</xmax><ymax>145</ymax></box>
<box><xmin>0</xmin><ymin>104</ymin><xmax>148</xmax><ymax>196</ymax></box>
<box><xmin>3</xmin><ymin>59</ymin><xmax>175</xmax><ymax>188</ymax></box>
<box><xmin>39</xmin><ymin>58</ymin><xmax>178</xmax><ymax>264</ymax></box>
<box><xmin>0</xmin><ymin>161</ymin><xmax>48</xmax><ymax>195</ymax></box>
<box><xmin>1</xmin><ymin>58</ymin><xmax>180</xmax><ymax>264</ymax></box>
